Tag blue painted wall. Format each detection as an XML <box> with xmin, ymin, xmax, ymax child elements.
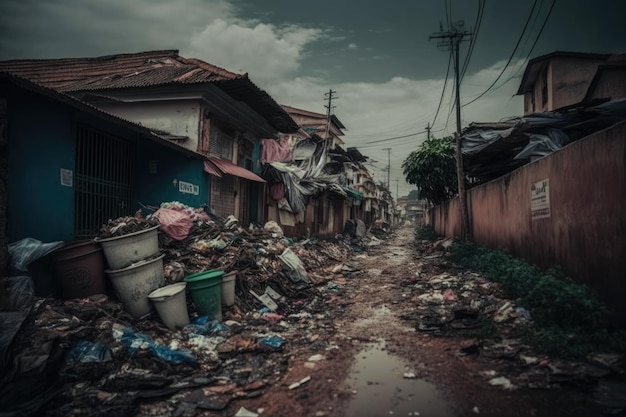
<box><xmin>8</xmin><ymin>92</ymin><xmax>75</xmax><ymax>243</ymax></box>
<box><xmin>135</xmin><ymin>141</ymin><xmax>209</xmax><ymax>208</ymax></box>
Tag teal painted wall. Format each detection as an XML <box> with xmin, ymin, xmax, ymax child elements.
<box><xmin>78</xmin><ymin>113</ymin><xmax>210</xmax><ymax>210</ymax></box>
<box><xmin>8</xmin><ymin>92</ymin><xmax>75</xmax><ymax>243</ymax></box>
<box><xmin>135</xmin><ymin>141</ymin><xmax>209</xmax><ymax>208</ymax></box>
<box><xmin>7</xmin><ymin>90</ymin><xmax>209</xmax><ymax>246</ymax></box>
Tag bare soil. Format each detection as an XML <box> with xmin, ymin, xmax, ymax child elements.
<box><xmin>214</xmin><ymin>225</ymin><xmax>609</xmax><ymax>417</ymax></box>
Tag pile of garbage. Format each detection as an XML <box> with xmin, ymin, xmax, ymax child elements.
<box><xmin>0</xmin><ymin>203</ymin><xmax>382</xmax><ymax>416</ymax></box>
<box><xmin>97</xmin><ymin>211</ymin><xmax>159</xmax><ymax>239</ymax></box>
<box><xmin>402</xmin><ymin>237</ymin><xmax>624</xmax><ymax>392</ymax></box>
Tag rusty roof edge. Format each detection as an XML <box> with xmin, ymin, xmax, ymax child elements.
<box><xmin>0</xmin><ymin>70</ymin><xmax>204</xmax><ymax>160</ymax></box>
<box><xmin>219</xmin><ymin>78</ymin><xmax>299</xmax><ymax>133</ymax></box>
<box><xmin>0</xmin><ymin>50</ymin><xmax>180</xmax><ymax>65</ymax></box>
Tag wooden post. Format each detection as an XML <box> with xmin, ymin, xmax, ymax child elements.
<box><xmin>454</xmin><ymin>132</ymin><xmax>470</xmax><ymax>240</ymax></box>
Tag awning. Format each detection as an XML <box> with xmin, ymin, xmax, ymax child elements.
<box><xmin>344</xmin><ymin>188</ymin><xmax>362</xmax><ymax>201</ymax></box>
<box><xmin>203</xmin><ymin>160</ymin><xmax>222</xmax><ymax>177</ymax></box>
<box><xmin>208</xmin><ymin>156</ymin><xmax>266</xmax><ymax>183</ymax></box>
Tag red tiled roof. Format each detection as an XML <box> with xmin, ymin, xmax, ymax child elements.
<box><xmin>0</xmin><ymin>50</ymin><xmax>299</xmax><ymax>133</ymax></box>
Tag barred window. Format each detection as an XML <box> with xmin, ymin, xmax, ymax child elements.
<box><xmin>209</xmin><ymin>122</ymin><xmax>234</xmax><ymax>160</ymax></box>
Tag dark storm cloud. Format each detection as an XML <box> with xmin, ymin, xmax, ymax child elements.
<box><xmin>0</xmin><ymin>0</ymin><xmax>235</xmax><ymax>59</ymax></box>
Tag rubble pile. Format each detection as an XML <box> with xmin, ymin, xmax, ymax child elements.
<box><xmin>402</xmin><ymin>237</ymin><xmax>624</xmax><ymax>391</ymax></box>
<box><xmin>0</xmin><ymin>209</ymin><xmax>387</xmax><ymax>417</ymax></box>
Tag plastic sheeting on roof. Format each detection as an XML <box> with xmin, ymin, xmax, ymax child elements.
<box><xmin>461</xmin><ymin>98</ymin><xmax>626</xmax><ymax>182</ymax></box>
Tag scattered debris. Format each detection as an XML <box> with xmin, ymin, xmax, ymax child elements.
<box><xmin>288</xmin><ymin>376</ymin><xmax>311</xmax><ymax>390</ymax></box>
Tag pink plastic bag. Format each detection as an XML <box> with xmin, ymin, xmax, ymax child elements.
<box><xmin>153</xmin><ymin>208</ymin><xmax>193</xmax><ymax>241</ymax></box>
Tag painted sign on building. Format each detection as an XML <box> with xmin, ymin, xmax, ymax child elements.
<box><xmin>178</xmin><ymin>180</ymin><xmax>199</xmax><ymax>195</ymax></box>
<box><xmin>531</xmin><ymin>178</ymin><xmax>550</xmax><ymax>219</ymax></box>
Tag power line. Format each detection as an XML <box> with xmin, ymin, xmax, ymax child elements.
<box><xmin>362</xmin><ymin>130</ymin><xmax>428</xmax><ymax>144</ymax></box>
<box><xmin>431</xmin><ymin>51</ymin><xmax>452</xmax><ymax>128</ymax></box>
<box><xmin>461</xmin><ymin>0</ymin><xmax>540</xmax><ymax>108</ymax></box>
<box><xmin>460</xmin><ymin>0</ymin><xmax>485</xmax><ymax>81</ymax></box>
<box><xmin>499</xmin><ymin>0</ymin><xmax>557</xmax><ymax>88</ymax></box>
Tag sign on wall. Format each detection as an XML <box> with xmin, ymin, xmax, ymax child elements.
<box><xmin>178</xmin><ymin>180</ymin><xmax>199</xmax><ymax>195</ymax></box>
<box><xmin>531</xmin><ymin>178</ymin><xmax>550</xmax><ymax>220</ymax></box>
<box><xmin>60</xmin><ymin>168</ymin><xmax>73</xmax><ymax>187</ymax></box>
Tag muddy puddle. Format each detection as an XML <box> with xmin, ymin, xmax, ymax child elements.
<box><xmin>343</xmin><ymin>341</ymin><xmax>457</xmax><ymax>417</ymax></box>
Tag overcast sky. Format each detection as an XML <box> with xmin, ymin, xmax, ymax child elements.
<box><xmin>1</xmin><ymin>0</ymin><xmax>625</xmax><ymax>197</ymax></box>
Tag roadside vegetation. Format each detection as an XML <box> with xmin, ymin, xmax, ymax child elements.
<box><xmin>414</xmin><ymin>225</ymin><xmax>625</xmax><ymax>358</ymax></box>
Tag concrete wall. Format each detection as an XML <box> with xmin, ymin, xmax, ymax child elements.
<box><xmin>98</xmin><ymin>100</ymin><xmax>201</xmax><ymax>152</ymax></box>
<box><xmin>428</xmin><ymin>121</ymin><xmax>626</xmax><ymax>320</ymax></box>
<box><xmin>587</xmin><ymin>68</ymin><xmax>626</xmax><ymax>101</ymax></box>
<box><xmin>523</xmin><ymin>57</ymin><xmax>606</xmax><ymax>114</ymax></box>
<box><xmin>550</xmin><ymin>57</ymin><xmax>605</xmax><ymax>109</ymax></box>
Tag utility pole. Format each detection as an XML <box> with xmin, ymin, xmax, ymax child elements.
<box><xmin>430</xmin><ymin>21</ymin><xmax>472</xmax><ymax>240</ymax></box>
<box><xmin>323</xmin><ymin>89</ymin><xmax>338</xmax><ymax>141</ymax></box>
<box><xmin>382</xmin><ymin>147</ymin><xmax>391</xmax><ymax>190</ymax></box>
<box><xmin>426</xmin><ymin>122</ymin><xmax>431</xmax><ymax>140</ymax></box>
<box><xmin>394</xmin><ymin>178</ymin><xmax>399</xmax><ymax>201</ymax></box>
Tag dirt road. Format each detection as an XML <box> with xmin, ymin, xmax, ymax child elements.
<box><xmin>231</xmin><ymin>225</ymin><xmax>607</xmax><ymax>417</ymax></box>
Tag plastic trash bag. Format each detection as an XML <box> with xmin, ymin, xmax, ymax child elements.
<box><xmin>112</xmin><ymin>325</ymin><xmax>196</xmax><ymax>366</ymax></box>
<box><xmin>278</xmin><ymin>248</ymin><xmax>311</xmax><ymax>284</ymax></box>
<box><xmin>259</xmin><ymin>336</ymin><xmax>286</xmax><ymax>349</ymax></box>
<box><xmin>0</xmin><ymin>276</ymin><xmax>34</xmax><ymax>312</ymax></box>
<box><xmin>184</xmin><ymin>316</ymin><xmax>229</xmax><ymax>336</ymax></box>
<box><xmin>65</xmin><ymin>340</ymin><xmax>113</xmax><ymax>366</ymax></box>
<box><xmin>8</xmin><ymin>238</ymin><xmax>64</xmax><ymax>272</ymax></box>
<box><xmin>153</xmin><ymin>208</ymin><xmax>194</xmax><ymax>241</ymax></box>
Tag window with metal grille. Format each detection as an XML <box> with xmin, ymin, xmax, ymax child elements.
<box><xmin>210</xmin><ymin>175</ymin><xmax>235</xmax><ymax>217</ymax></box>
<box><xmin>74</xmin><ymin>125</ymin><xmax>136</xmax><ymax>238</ymax></box>
<box><xmin>209</xmin><ymin>122</ymin><xmax>234</xmax><ymax>160</ymax></box>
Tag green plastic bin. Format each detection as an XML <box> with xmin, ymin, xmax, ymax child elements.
<box><xmin>184</xmin><ymin>270</ymin><xmax>223</xmax><ymax>321</ymax></box>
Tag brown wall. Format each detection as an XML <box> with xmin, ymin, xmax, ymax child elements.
<box><xmin>428</xmin><ymin>121</ymin><xmax>626</xmax><ymax>321</ymax></box>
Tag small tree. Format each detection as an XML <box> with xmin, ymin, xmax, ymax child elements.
<box><xmin>402</xmin><ymin>136</ymin><xmax>457</xmax><ymax>205</ymax></box>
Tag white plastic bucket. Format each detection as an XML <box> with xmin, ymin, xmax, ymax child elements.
<box><xmin>221</xmin><ymin>271</ymin><xmax>237</xmax><ymax>307</ymax></box>
<box><xmin>96</xmin><ymin>225</ymin><xmax>160</xmax><ymax>270</ymax></box>
<box><xmin>148</xmin><ymin>282</ymin><xmax>189</xmax><ymax>330</ymax></box>
<box><xmin>105</xmin><ymin>254</ymin><xmax>165</xmax><ymax>318</ymax></box>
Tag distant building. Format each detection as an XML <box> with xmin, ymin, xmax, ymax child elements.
<box><xmin>517</xmin><ymin>51</ymin><xmax>626</xmax><ymax>115</ymax></box>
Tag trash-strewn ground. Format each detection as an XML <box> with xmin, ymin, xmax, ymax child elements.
<box><xmin>2</xmin><ymin>224</ymin><xmax>624</xmax><ymax>417</ymax></box>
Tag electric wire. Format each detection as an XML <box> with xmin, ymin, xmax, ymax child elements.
<box><xmin>431</xmin><ymin>51</ymin><xmax>452</xmax><ymax>129</ymax></box>
<box><xmin>461</xmin><ymin>0</ymin><xmax>540</xmax><ymax>107</ymax></box>
<box><xmin>460</xmin><ymin>0</ymin><xmax>485</xmax><ymax>81</ymax></box>
<box><xmin>499</xmin><ymin>0</ymin><xmax>557</xmax><ymax>89</ymax></box>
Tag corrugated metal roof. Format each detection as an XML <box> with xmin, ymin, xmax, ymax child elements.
<box><xmin>203</xmin><ymin>160</ymin><xmax>222</xmax><ymax>177</ymax></box>
<box><xmin>208</xmin><ymin>156</ymin><xmax>266</xmax><ymax>183</ymax></box>
<box><xmin>0</xmin><ymin>50</ymin><xmax>299</xmax><ymax>133</ymax></box>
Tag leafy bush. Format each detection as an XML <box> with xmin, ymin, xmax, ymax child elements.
<box><xmin>451</xmin><ymin>240</ymin><xmax>621</xmax><ymax>357</ymax></box>
<box><xmin>416</xmin><ymin>225</ymin><xmax>439</xmax><ymax>241</ymax></box>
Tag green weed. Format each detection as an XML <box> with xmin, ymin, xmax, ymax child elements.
<box><xmin>451</xmin><ymin>240</ymin><xmax>623</xmax><ymax>358</ymax></box>
<box><xmin>416</xmin><ymin>225</ymin><xmax>439</xmax><ymax>241</ymax></box>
